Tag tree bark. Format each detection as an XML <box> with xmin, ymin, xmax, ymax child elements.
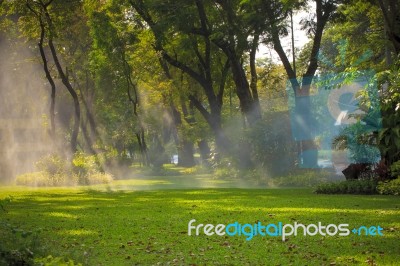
<box><xmin>198</xmin><ymin>140</ymin><xmax>211</xmax><ymax>165</ymax></box>
<box><xmin>123</xmin><ymin>54</ymin><xmax>149</xmax><ymax>166</ymax></box>
<box><xmin>38</xmin><ymin>2</ymin><xmax>80</xmax><ymax>153</ymax></box>
<box><xmin>48</xmin><ymin>39</ymin><xmax>80</xmax><ymax>153</ymax></box>
<box><xmin>26</xmin><ymin>3</ymin><xmax>57</xmax><ymax>139</ymax></box>
<box><xmin>37</xmin><ymin>19</ymin><xmax>56</xmax><ymax>138</ymax></box>
<box><xmin>212</xmin><ymin>0</ymin><xmax>262</xmax><ymax>126</ymax></box>
<box><xmin>229</xmin><ymin>54</ymin><xmax>262</xmax><ymax>126</ymax></box>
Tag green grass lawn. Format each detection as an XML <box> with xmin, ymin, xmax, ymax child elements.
<box><xmin>1</xmin><ymin>177</ymin><xmax>399</xmax><ymax>265</ymax></box>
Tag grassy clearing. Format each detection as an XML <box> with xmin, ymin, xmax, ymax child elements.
<box><xmin>0</xmin><ymin>178</ymin><xmax>399</xmax><ymax>265</ymax></box>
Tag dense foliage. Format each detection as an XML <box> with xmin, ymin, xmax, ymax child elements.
<box><xmin>0</xmin><ymin>0</ymin><xmax>399</xmax><ymax>185</ymax></box>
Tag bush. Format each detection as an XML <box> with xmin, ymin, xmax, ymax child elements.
<box><xmin>16</xmin><ymin>171</ymin><xmax>73</xmax><ymax>187</ymax></box>
<box><xmin>76</xmin><ymin>172</ymin><xmax>114</xmax><ymax>186</ymax></box>
<box><xmin>72</xmin><ymin>152</ymin><xmax>101</xmax><ymax>177</ymax></box>
<box><xmin>16</xmin><ymin>153</ymin><xmax>113</xmax><ymax>187</ymax></box>
<box><xmin>389</xmin><ymin>160</ymin><xmax>400</xmax><ymax>178</ymax></box>
<box><xmin>246</xmin><ymin>113</ymin><xmax>297</xmax><ymax>176</ymax></box>
<box><xmin>377</xmin><ymin>178</ymin><xmax>400</xmax><ymax>195</ymax></box>
<box><xmin>214</xmin><ymin>167</ymin><xmax>240</xmax><ymax>179</ymax></box>
<box><xmin>16</xmin><ymin>171</ymin><xmax>113</xmax><ymax>187</ymax></box>
<box><xmin>16</xmin><ymin>172</ymin><xmax>64</xmax><ymax>187</ymax></box>
<box><xmin>272</xmin><ymin>170</ymin><xmax>330</xmax><ymax>187</ymax></box>
<box><xmin>36</xmin><ymin>154</ymin><xmax>70</xmax><ymax>176</ymax></box>
<box><xmin>314</xmin><ymin>180</ymin><xmax>378</xmax><ymax>194</ymax></box>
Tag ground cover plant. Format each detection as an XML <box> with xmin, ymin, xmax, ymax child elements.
<box><xmin>1</xmin><ymin>178</ymin><xmax>399</xmax><ymax>265</ymax></box>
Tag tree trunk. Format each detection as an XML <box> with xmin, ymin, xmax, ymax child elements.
<box><xmin>267</xmin><ymin>0</ymin><xmax>335</xmax><ymax>168</ymax></box>
<box><xmin>39</xmin><ymin>2</ymin><xmax>80</xmax><ymax>153</ymax></box>
<box><xmin>48</xmin><ymin>39</ymin><xmax>80</xmax><ymax>153</ymax></box>
<box><xmin>71</xmin><ymin>71</ymin><xmax>99</xmax><ymax>151</ymax></box>
<box><xmin>229</xmin><ymin>56</ymin><xmax>262</xmax><ymax>126</ymax></box>
<box><xmin>178</xmin><ymin>140</ymin><xmax>195</xmax><ymax>167</ymax></box>
<box><xmin>80</xmin><ymin>116</ymin><xmax>96</xmax><ymax>155</ymax></box>
<box><xmin>170</xmin><ymin>102</ymin><xmax>195</xmax><ymax>167</ymax></box>
<box><xmin>188</xmin><ymin>95</ymin><xmax>231</xmax><ymax>153</ymax></box>
<box><xmin>37</xmin><ymin>19</ymin><xmax>56</xmax><ymax>138</ymax></box>
<box><xmin>249</xmin><ymin>33</ymin><xmax>262</xmax><ymax>122</ymax></box>
<box><xmin>198</xmin><ymin>140</ymin><xmax>211</xmax><ymax>165</ymax></box>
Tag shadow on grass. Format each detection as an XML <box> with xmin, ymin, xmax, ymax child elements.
<box><xmin>1</xmin><ymin>186</ymin><xmax>399</xmax><ymax>265</ymax></box>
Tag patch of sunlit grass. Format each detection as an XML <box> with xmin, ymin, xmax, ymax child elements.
<box><xmin>47</xmin><ymin>212</ymin><xmax>77</xmax><ymax>219</ymax></box>
<box><xmin>0</xmin><ymin>185</ymin><xmax>399</xmax><ymax>265</ymax></box>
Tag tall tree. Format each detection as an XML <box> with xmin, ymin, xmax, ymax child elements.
<box><xmin>129</xmin><ymin>0</ymin><xmax>233</xmax><ymax>152</ymax></box>
<box><xmin>206</xmin><ymin>0</ymin><xmax>263</xmax><ymax>125</ymax></box>
<box><xmin>86</xmin><ymin>1</ymin><xmax>151</xmax><ymax>165</ymax></box>
<box><xmin>3</xmin><ymin>0</ymin><xmax>83</xmax><ymax>153</ymax></box>
<box><xmin>27</xmin><ymin>3</ymin><xmax>57</xmax><ymax>138</ymax></box>
<box><xmin>263</xmin><ymin>0</ymin><xmax>340</xmax><ymax>167</ymax></box>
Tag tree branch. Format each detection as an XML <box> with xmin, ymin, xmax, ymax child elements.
<box><xmin>217</xmin><ymin>59</ymin><xmax>230</xmax><ymax>106</ymax></box>
<box><xmin>188</xmin><ymin>95</ymin><xmax>212</xmax><ymax>125</ymax></box>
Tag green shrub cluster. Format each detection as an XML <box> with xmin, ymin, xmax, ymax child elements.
<box><xmin>214</xmin><ymin>167</ymin><xmax>241</xmax><ymax>179</ymax></box>
<box><xmin>377</xmin><ymin>178</ymin><xmax>400</xmax><ymax>195</ymax></box>
<box><xmin>272</xmin><ymin>170</ymin><xmax>330</xmax><ymax>187</ymax></box>
<box><xmin>389</xmin><ymin>160</ymin><xmax>400</xmax><ymax>178</ymax></box>
<box><xmin>76</xmin><ymin>172</ymin><xmax>113</xmax><ymax>186</ymax></box>
<box><xmin>16</xmin><ymin>153</ymin><xmax>113</xmax><ymax>187</ymax></box>
<box><xmin>314</xmin><ymin>180</ymin><xmax>378</xmax><ymax>194</ymax></box>
<box><xmin>245</xmin><ymin>114</ymin><xmax>297</xmax><ymax>177</ymax></box>
<box><xmin>16</xmin><ymin>171</ymin><xmax>68</xmax><ymax>187</ymax></box>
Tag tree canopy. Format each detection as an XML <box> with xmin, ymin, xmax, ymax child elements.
<box><xmin>1</xmin><ymin>0</ymin><xmax>399</xmax><ymax>181</ymax></box>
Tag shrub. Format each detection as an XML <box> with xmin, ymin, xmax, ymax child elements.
<box><xmin>389</xmin><ymin>160</ymin><xmax>400</xmax><ymax>178</ymax></box>
<box><xmin>72</xmin><ymin>152</ymin><xmax>102</xmax><ymax>177</ymax></box>
<box><xmin>245</xmin><ymin>114</ymin><xmax>297</xmax><ymax>177</ymax></box>
<box><xmin>22</xmin><ymin>154</ymin><xmax>74</xmax><ymax>186</ymax></box>
<box><xmin>314</xmin><ymin>180</ymin><xmax>378</xmax><ymax>194</ymax></box>
<box><xmin>272</xmin><ymin>170</ymin><xmax>330</xmax><ymax>187</ymax></box>
<box><xmin>76</xmin><ymin>172</ymin><xmax>113</xmax><ymax>186</ymax></box>
<box><xmin>36</xmin><ymin>154</ymin><xmax>70</xmax><ymax>176</ymax></box>
<box><xmin>16</xmin><ymin>153</ymin><xmax>113</xmax><ymax>187</ymax></box>
<box><xmin>16</xmin><ymin>171</ymin><xmax>113</xmax><ymax>187</ymax></box>
<box><xmin>377</xmin><ymin>178</ymin><xmax>400</xmax><ymax>195</ymax></box>
<box><xmin>214</xmin><ymin>167</ymin><xmax>240</xmax><ymax>179</ymax></box>
<box><xmin>16</xmin><ymin>171</ymin><xmax>74</xmax><ymax>187</ymax></box>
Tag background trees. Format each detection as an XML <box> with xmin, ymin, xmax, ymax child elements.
<box><xmin>1</xmin><ymin>0</ymin><xmax>399</xmax><ymax>182</ymax></box>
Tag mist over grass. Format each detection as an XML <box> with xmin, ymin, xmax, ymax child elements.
<box><xmin>0</xmin><ymin>29</ymin><xmax>74</xmax><ymax>184</ymax></box>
